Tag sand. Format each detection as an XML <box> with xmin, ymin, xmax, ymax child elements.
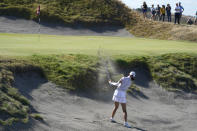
<box><xmin>1</xmin><ymin>69</ymin><xmax>197</xmax><ymax>131</ymax></box>
<box><xmin>0</xmin><ymin>16</ymin><xmax>132</xmax><ymax>37</ymax></box>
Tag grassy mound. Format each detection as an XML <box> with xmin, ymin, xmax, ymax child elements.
<box><xmin>0</xmin><ymin>0</ymin><xmax>131</xmax><ymax>26</ymax></box>
<box><xmin>115</xmin><ymin>53</ymin><xmax>197</xmax><ymax>92</ymax></box>
<box><xmin>0</xmin><ymin>53</ymin><xmax>197</xmax><ymax>125</ymax></box>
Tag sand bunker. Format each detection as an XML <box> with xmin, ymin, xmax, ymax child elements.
<box><xmin>1</xmin><ymin>69</ymin><xmax>197</xmax><ymax>131</ymax></box>
<box><xmin>0</xmin><ymin>16</ymin><xmax>132</xmax><ymax>37</ymax></box>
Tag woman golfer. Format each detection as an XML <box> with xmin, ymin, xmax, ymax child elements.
<box><xmin>109</xmin><ymin>71</ymin><xmax>136</xmax><ymax>128</ymax></box>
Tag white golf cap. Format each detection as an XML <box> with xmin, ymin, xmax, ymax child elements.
<box><xmin>129</xmin><ymin>71</ymin><xmax>136</xmax><ymax>77</ymax></box>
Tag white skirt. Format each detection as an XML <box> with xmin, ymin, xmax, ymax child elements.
<box><xmin>112</xmin><ymin>89</ymin><xmax>127</xmax><ymax>103</ymax></box>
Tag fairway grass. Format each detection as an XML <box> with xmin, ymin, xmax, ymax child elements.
<box><xmin>0</xmin><ymin>33</ymin><xmax>197</xmax><ymax>56</ymax></box>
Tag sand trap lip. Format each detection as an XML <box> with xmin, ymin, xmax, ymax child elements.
<box><xmin>2</xmin><ymin>70</ymin><xmax>197</xmax><ymax>131</ymax></box>
<box><xmin>0</xmin><ymin>16</ymin><xmax>132</xmax><ymax>37</ymax></box>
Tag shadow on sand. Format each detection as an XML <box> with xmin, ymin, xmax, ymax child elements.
<box><xmin>4</xmin><ymin>72</ymin><xmax>50</xmax><ymax>131</ymax></box>
<box><xmin>0</xmin><ymin>16</ymin><xmax>132</xmax><ymax>37</ymax></box>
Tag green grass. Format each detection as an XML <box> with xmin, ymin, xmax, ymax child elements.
<box><xmin>0</xmin><ymin>33</ymin><xmax>197</xmax><ymax>56</ymax></box>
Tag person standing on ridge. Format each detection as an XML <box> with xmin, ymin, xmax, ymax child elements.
<box><xmin>109</xmin><ymin>71</ymin><xmax>136</xmax><ymax>128</ymax></box>
<box><xmin>142</xmin><ymin>2</ymin><xmax>148</xmax><ymax>19</ymax></box>
<box><xmin>151</xmin><ymin>4</ymin><xmax>156</xmax><ymax>20</ymax></box>
<box><xmin>156</xmin><ymin>4</ymin><xmax>161</xmax><ymax>21</ymax></box>
<box><xmin>175</xmin><ymin>3</ymin><xmax>181</xmax><ymax>24</ymax></box>
<box><xmin>166</xmin><ymin>4</ymin><xmax>171</xmax><ymax>22</ymax></box>
<box><xmin>179</xmin><ymin>2</ymin><xmax>184</xmax><ymax>20</ymax></box>
<box><xmin>160</xmin><ymin>5</ymin><xmax>166</xmax><ymax>22</ymax></box>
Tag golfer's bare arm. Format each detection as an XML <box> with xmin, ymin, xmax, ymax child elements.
<box><xmin>109</xmin><ymin>78</ymin><xmax>122</xmax><ymax>87</ymax></box>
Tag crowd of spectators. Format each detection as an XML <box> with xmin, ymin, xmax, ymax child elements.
<box><xmin>141</xmin><ymin>2</ymin><xmax>196</xmax><ymax>25</ymax></box>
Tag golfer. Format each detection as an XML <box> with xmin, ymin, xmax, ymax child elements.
<box><xmin>109</xmin><ymin>71</ymin><xmax>136</xmax><ymax>128</ymax></box>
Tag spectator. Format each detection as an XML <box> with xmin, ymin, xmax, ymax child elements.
<box><xmin>160</xmin><ymin>5</ymin><xmax>166</xmax><ymax>22</ymax></box>
<box><xmin>166</xmin><ymin>4</ymin><xmax>171</xmax><ymax>22</ymax></box>
<box><xmin>142</xmin><ymin>2</ymin><xmax>148</xmax><ymax>19</ymax></box>
<box><xmin>156</xmin><ymin>5</ymin><xmax>161</xmax><ymax>21</ymax></box>
<box><xmin>151</xmin><ymin>4</ymin><xmax>156</xmax><ymax>20</ymax></box>
<box><xmin>179</xmin><ymin>2</ymin><xmax>184</xmax><ymax>19</ymax></box>
<box><xmin>175</xmin><ymin>3</ymin><xmax>181</xmax><ymax>24</ymax></box>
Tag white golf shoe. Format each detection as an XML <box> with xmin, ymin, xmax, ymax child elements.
<box><xmin>110</xmin><ymin>117</ymin><xmax>116</xmax><ymax>123</ymax></box>
<box><xmin>124</xmin><ymin>122</ymin><xmax>132</xmax><ymax>128</ymax></box>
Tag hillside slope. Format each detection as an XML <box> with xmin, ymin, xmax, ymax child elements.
<box><xmin>0</xmin><ymin>0</ymin><xmax>197</xmax><ymax>42</ymax></box>
<box><xmin>0</xmin><ymin>0</ymin><xmax>131</xmax><ymax>25</ymax></box>
<box><xmin>127</xmin><ymin>11</ymin><xmax>197</xmax><ymax>42</ymax></box>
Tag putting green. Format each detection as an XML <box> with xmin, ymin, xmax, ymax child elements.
<box><xmin>0</xmin><ymin>33</ymin><xmax>197</xmax><ymax>56</ymax></box>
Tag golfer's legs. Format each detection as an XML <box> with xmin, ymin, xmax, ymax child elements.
<box><xmin>112</xmin><ymin>102</ymin><xmax>119</xmax><ymax>118</ymax></box>
<box><xmin>121</xmin><ymin>103</ymin><xmax>127</xmax><ymax>122</ymax></box>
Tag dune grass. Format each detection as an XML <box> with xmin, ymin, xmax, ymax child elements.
<box><xmin>0</xmin><ymin>33</ymin><xmax>197</xmax><ymax>56</ymax></box>
<box><xmin>0</xmin><ymin>0</ymin><xmax>130</xmax><ymax>25</ymax></box>
<box><xmin>127</xmin><ymin>11</ymin><xmax>197</xmax><ymax>42</ymax></box>
<box><xmin>115</xmin><ymin>54</ymin><xmax>197</xmax><ymax>93</ymax></box>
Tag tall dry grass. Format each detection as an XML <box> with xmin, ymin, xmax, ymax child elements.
<box><xmin>127</xmin><ymin>10</ymin><xmax>197</xmax><ymax>42</ymax></box>
<box><xmin>169</xmin><ymin>25</ymin><xmax>197</xmax><ymax>42</ymax></box>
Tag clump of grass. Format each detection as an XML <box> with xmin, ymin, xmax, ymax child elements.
<box><xmin>31</xmin><ymin>54</ymin><xmax>98</xmax><ymax>90</ymax></box>
<box><xmin>30</xmin><ymin>113</ymin><xmax>43</xmax><ymax>121</ymax></box>
<box><xmin>127</xmin><ymin>84</ymin><xmax>141</xmax><ymax>94</ymax></box>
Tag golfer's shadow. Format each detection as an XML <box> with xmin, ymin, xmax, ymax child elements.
<box><xmin>132</xmin><ymin>126</ymin><xmax>147</xmax><ymax>131</ymax></box>
<box><xmin>111</xmin><ymin>121</ymin><xmax>147</xmax><ymax>131</ymax></box>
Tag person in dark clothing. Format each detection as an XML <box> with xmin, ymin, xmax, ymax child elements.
<box><xmin>174</xmin><ymin>3</ymin><xmax>181</xmax><ymax>24</ymax></box>
<box><xmin>156</xmin><ymin>5</ymin><xmax>161</xmax><ymax>21</ymax></box>
<box><xmin>151</xmin><ymin>4</ymin><xmax>156</xmax><ymax>20</ymax></box>
<box><xmin>179</xmin><ymin>2</ymin><xmax>184</xmax><ymax>19</ymax></box>
<box><xmin>160</xmin><ymin>5</ymin><xmax>166</xmax><ymax>22</ymax></box>
<box><xmin>142</xmin><ymin>2</ymin><xmax>148</xmax><ymax>19</ymax></box>
<box><xmin>166</xmin><ymin>4</ymin><xmax>171</xmax><ymax>22</ymax></box>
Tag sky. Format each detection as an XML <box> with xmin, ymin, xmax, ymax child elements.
<box><xmin>121</xmin><ymin>0</ymin><xmax>197</xmax><ymax>16</ymax></box>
